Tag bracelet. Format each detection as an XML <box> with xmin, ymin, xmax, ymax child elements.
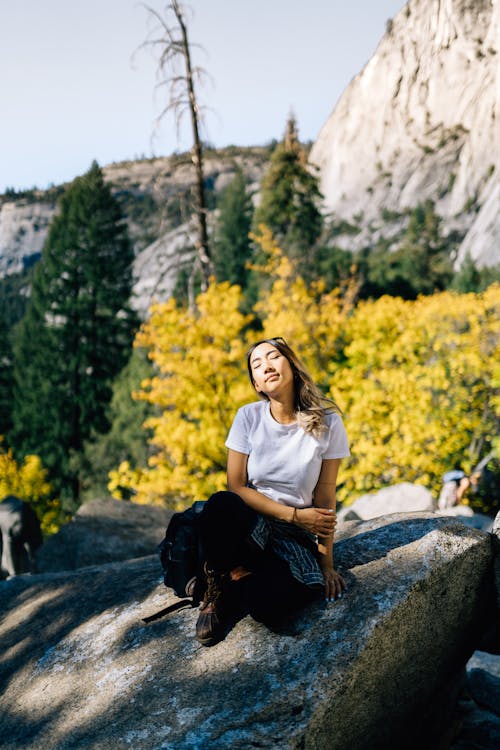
<box><xmin>291</xmin><ymin>507</ymin><xmax>298</xmax><ymax>524</ymax></box>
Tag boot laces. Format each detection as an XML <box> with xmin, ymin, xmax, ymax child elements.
<box><xmin>202</xmin><ymin>563</ymin><xmax>223</xmax><ymax>607</ymax></box>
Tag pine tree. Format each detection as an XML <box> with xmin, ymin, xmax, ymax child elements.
<box><xmin>11</xmin><ymin>161</ymin><xmax>137</xmax><ymax>508</ymax></box>
<box><xmin>253</xmin><ymin>115</ymin><xmax>323</xmax><ymax>260</ymax></box>
<box><xmin>213</xmin><ymin>167</ymin><xmax>253</xmax><ymax>287</ymax></box>
<box><xmin>80</xmin><ymin>349</ymin><xmax>155</xmax><ymax>500</ymax></box>
<box><xmin>365</xmin><ymin>201</ymin><xmax>454</xmax><ymax>298</ymax></box>
<box><xmin>0</xmin><ymin>313</ymin><xmax>13</xmax><ymax>437</ymax></box>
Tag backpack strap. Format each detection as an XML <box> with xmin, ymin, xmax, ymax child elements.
<box><xmin>142</xmin><ymin>598</ymin><xmax>193</xmax><ymax>624</ymax></box>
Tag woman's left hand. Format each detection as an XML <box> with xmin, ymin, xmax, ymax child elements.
<box><xmin>320</xmin><ymin>561</ymin><xmax>346</xmax><ymax>602</ymax></box>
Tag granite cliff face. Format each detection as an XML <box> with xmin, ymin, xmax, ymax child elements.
<box><xmin>0</xmin><ymin>149</ymin><xmax>267</xmax><ymax>314</ymax></box>
<box><xmin>310</xmin><ymin>0</ymin><xmax>500</xmax><ymax>267</ymax></box>
<box><xmin>0</xmin><ymin>200</ymin><xmax>54</xmax><ymax>277</ymax></box>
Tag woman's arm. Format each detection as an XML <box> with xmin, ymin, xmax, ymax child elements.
<box><xmin>227</xmin><ymin>449</ymin><xmax>337</xmax><ymax>536</ymax></box>
<box><xmin>313</xmin><ymin>458</ymin><xmax>346</xmax><ymax>601</ymax></box>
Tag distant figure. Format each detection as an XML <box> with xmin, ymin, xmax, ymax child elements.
<box><xmin>438</xmin><ymin>469</ymin><xmax>481</xmax><ymax>510</ymax></box>
<box><xmin>0</xmin><ymin>495</ymin><xmax>43</xmax><ymax>578</ymax></box>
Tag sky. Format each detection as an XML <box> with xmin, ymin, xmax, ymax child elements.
<box><xmin>0</xmin><ymin>0</ymin><xmax>405</xmax><ymax>193</ymax></box>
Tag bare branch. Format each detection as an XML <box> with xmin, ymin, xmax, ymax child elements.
<box><xmin>139</xmin><ymin>1</ymin><xmax>214</xmax><ymax>299</ymax></box>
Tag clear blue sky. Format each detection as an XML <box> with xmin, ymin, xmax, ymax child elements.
<box><xmin>0</xmin><ymin>0</ymin><xmax>404</xmax><ymax>193</ymax></box>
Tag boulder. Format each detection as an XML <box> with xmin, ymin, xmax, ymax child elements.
<box><xmin>0</xmin><ymin>513</ymin><xmax>495</xmax><ymax>750</ymax></box>
<box><xmin>468</xmin><ymin>650</ymin><xmax>500</xmax><ymax>679</ymax></box>
<box><xmin>337</xmin><ymin>482</ymin><xmax>435</xmax><ymax>521</ymax></box>
<box><xmin>35</xmin><ymin>497</ymin><xmax>173</xmax><ymax>573</ymax></box>
<box><xmin>467</xmin><ymin>669</ymin><xmax>500</xmax><ymax>716</ymax></box>
<box><xmin>435</xmin><ymin>507</ymin><xmax>494</xmax><ymax>533</ymax></box>
<box><xmin>450</xmin><ymin>707</ymin><xmax>500</xmax><ymax>750</ymax></box>
<box><xmin>0</xmin><ymin>495</ymin><xmax>43</xmax><ymax>578</ymax></box>
<box><xmin>447</xmin><ymin>652</ymin><xmax>500</xmax><ymax>748</ymax></box>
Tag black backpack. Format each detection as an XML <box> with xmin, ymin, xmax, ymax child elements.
<box><xmin>143</xmin><ymin>501</ymin><xmax>205</xmax><ymax>623</ymax></box>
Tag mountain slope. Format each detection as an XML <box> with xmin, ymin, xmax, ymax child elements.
<box><xmin>310</xmin><ymin>0</ymin><xmax>500</xmax><ymax>267</ymax></box>
<box><xmin>0</xmin><ymin>147</ymin><xmax>268</xmax><ymax>282</ymax></box>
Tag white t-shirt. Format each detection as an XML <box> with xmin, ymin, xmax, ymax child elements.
<box><xmin>225</xmin><ymin>400</ymin><xmax>350</xmax><ymax>508</ymax></box>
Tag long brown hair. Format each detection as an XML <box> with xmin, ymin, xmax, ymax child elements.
<box><xmin>246</xmin><ymin>337</ymin><xmax>341</xmax><ymax>435</ymax></box>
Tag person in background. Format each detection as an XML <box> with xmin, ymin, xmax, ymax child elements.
<box><xmin>195</xmin><ymin>337</ymin><xmax>350</xmax><ymax>647</ymax></box>
<box><xmin>438</xmin><ymin>469</ymin><xmax>481</xmax><ymax>510</ymax></box>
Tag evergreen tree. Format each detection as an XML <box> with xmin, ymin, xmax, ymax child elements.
<box><xmin>0</xmin><ymin>267</ymin><xmax>33</xmax><ymax>329</ymax></box>
<box><xmin>80</xmin><ymin>349</ymin><xmax>155</xmax><ymax>500</ymax></box>
<box><xmin>253</xmin><ymin>115</ymin><xmax>323</xmax><ymax>261</ymax></box>
<box><xmin>450</xmin><ymin>252</ymin><xmax>481</xmax><ymax>293</ymax></box>
<box><xmin>451</xmin><ymin>253</ymin><xmax>500</xmax><ymax>293</ymax></box>
<box><xmin>312</xmin><ymin>245</ymin><xmax>357</xmax><ymax>292</ymax></box>
<box><xmin>213</xmin><ymin>168</ymin><xmax>253</xmax><ymax>287</ymax></box>
<box><xmin>0</xmin><ymin>313</ymin><xmax>13</xmax><ymax>437</ymax></box>
<box><xmin>11</xmin><ymin>161</ymin><xmax>137</xmax><ymax>508</ymax></box>
<box><xmin>364</xmin><ymin>201</ymin><xmax>454</xmax><ymax>298</ymax></box>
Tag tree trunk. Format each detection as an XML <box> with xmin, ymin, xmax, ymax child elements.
<box><xmin>173</xmin><ymin>1</ymin><xmax>212</xmax><ymax>295</ymax></box>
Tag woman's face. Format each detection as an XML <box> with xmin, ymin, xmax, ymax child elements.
<box><xmin>248</xmin><ymin>342</ymin><xmax>294</xmax><ymax>398</ymax></box>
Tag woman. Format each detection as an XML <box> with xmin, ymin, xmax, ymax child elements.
<box><xmin>196</xmin><ymin>337</ymin><xmax>350</xmax><ymax>646</ymax></box>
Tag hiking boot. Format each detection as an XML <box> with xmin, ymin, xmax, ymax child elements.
<box><xmin>195</xmin><ymin>565</ymin><xmax>232</xmax><ymax>647</ymax></box>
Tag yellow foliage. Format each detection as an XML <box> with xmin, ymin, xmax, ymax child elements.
<box><xmin>110</xmin><ymin>226</ymin><xmax>499</xmax><ymax>515</ymax></box>
<box><xmin>109</xmin><ymin>282</ymin><xmax>255</xmax><ymax>506</ymax></box>
<box><xmin>0</xmin><ymin>438</ymin><xmax>62</xmax><ymax>534</ymax></box>
<box><xmin>251</xmin><ymin>227</ymin><xmax>354</xmax><ymax>388</ymax></box>
<box><xmin>334</xmin><ymin>286</ymin><xmax>500</xmax><ymax>501</ymax></box>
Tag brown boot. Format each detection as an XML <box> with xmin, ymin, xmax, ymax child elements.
<box><xmin>195</xmin><ymin>565</ymin><xmax>230</xmax><ymax>647</ymax></box>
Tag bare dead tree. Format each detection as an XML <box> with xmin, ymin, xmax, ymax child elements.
<box><xmin>139</xmin><ymin>1</ymin><xmax>213</xmax><ymax>306</ymax></box>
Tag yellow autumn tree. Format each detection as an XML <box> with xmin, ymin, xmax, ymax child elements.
<box><xmin>109</xmin><ymin>222</ymin><xmax>498</xmax><ymax>514</ymax></box>
<box><xmin>334</xmin><ymin>286</ymin><xmax>500</xmax><ymax>510</ymax></box>
<box><xmin>109</xmin><ymin>282</ymin><xmax>255</xmax><ymax>506</ymax></box>
<box><xmin>251</xmin><ymin>225</ymin><xmax>355</xmax><ymax>388</ymax></box>
<box><xmin>110</xmin><ymin>231</ymin><xmax>354</xmax><ymax>507</ymax></box>
<box><xmin>0</xmin><ymin>438</ymin><xmax>63</xmax><ymax>534</ymax></box>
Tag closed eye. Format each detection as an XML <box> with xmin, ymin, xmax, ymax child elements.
<box><xmin>251</xmin><ymin>349</ymin><xmax>280</xmax><ymax>369</ymax></box>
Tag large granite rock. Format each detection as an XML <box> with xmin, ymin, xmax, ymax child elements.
<box><xmin>338</xmin><ymin>482</ymin><xmax>435</xmax><ymax>521</ymax></box>
<box><xmin>310</xmin><ymin>0</ymin><xmax>500</xmax><ymax>269</ymax></box>
<box><xmin>35</xmin><ymin>497</ymin><xmax>173</xmax><ymax>573</ymax></box>
<box><xmin>468</xmin><ymin>668</ymin><xmax>500</xmax><ymax>716</ymax></box>
<box><xmin>0</xmin><ymin>513</ymin><xmax>495</xmax><ymax>750</ymax></box>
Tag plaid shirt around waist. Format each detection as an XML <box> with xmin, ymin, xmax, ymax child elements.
<box><xmin>250</xmin><ymin>514</ymin><xmax>325</xmax><ymax>589</ymax></box>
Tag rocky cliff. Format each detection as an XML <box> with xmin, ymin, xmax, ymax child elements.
<box><xmin>0</xmin><ymin>198</ymin><xmax>55</xmax><ymax>277</ymax></box>
<box><xmin>0</xmin><ymin>148</ymin><xmax>268</xmax><ymax>312</ymax></box>
<box><xmin>310</xmin><ymin>0</ymin><xmax>500</xmax><ymax>268</ymax></box>
<box><xmin>0</xmin><ymin>513</ymin><xmax>495</xmax><ymax>750</ymax></box>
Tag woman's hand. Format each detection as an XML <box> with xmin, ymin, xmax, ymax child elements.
<box><xmin>320</xmin><ymin>559</ymin><xmax>346</xmax><ymax>602</ymax></box>
<box><xmin>293</xmin><ymin>507</ymin><xmax>337</xmax><ymax>536</ymax></box>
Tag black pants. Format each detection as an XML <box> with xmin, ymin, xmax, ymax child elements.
<box><xmin>199</xmin><ymin>491</ymin><xmax>319</xmax><ymax>624</ymax></box>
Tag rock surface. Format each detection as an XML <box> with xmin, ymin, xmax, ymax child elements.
<box><xmin>0</xmin><ymin>199</ymin><xmax>54</xmax><ymax>276</ymax></box>
<box><xmin>0</xmin><ymin>149</ymin><xmax>267</xmax><ymax>315</ymax></box>
<box><xmin>131</xmin><ymin>220</ymin><xmax>197</xmax><ymax>317</ymax></box>
<box><xmin>447</xmin><ymin>514</ymin><xmax>500</xmax><ymax>749</ymax></box>
<box><xmin>468</xmin><ymin>668</ymin><xmax>500</xmax><ymax>716</ymax></box>
<box><xmin>337</xmin><ymin>481</ymin><xmax>435</xmax><ymax>521</ymax></box>
<box><xmin>310</xmin><ymin>0</ymin><xmax>500</xmax><ymax>268</ymax></box>
<box><xmin>0</xmin><ymin>513</ymin><xmax>495</xmax><ymax>750</ymax></box>
<box><xmin>35</xmin><ymin>497</ymin><xmax>173</xmax><ymax>573</ymax></box>
<box><xmin>435</xmin><ymin>507</ymin><xmax>494</xmax><ymax>532</ymax></box>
